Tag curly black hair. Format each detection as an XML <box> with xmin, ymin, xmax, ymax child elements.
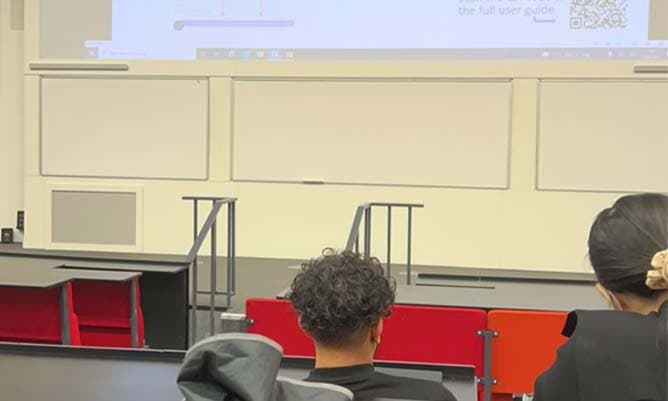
<box><xmin>288</xmin><ymin>249</ymin><xmax>396</xmax><ymax>346</ymax></box>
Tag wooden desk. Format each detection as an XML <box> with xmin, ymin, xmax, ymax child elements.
<box><xmin>0</xmin><ymin>269</ymin><xmax>74</xmax><ymax>344</ymax></box>
<box><xmin>0</xmin><ymin>342</ymin><xmax>476</xmax><ymax>401</ymax></box>
<box><xmin>395</xmin><ymin>282</ymin><xmax>607</xmax><ymax>312</ymax></box>
<box><xmin>0</xmin><ymin>267</ymin><xmax>145</xmax><ymax>347</ymax></box>
<box><xmin>0</xmin><ymin>268</ymin><xmax>71</xmax><ymax>289</ymax></box>
<box><xmin>0</xmin><ymin>248</ymin><xmax>190</xmax><ymax>349</ymax></box>
<box><xmin>56</xmin><ymin>263</ymin><xmax>188</xmax><ymax>349</ymax></box>
<box><xmin>278</xmin><ymin>268</ymin><xmax>607</xmax><ymax>312</ymax></box>
<box><xmin>0</xmin><ymin>343</ymin><xmax>184</xmax><ymax>401</ymax></box>
<box><xmin>60</xmin><ymin>269</ymin><xmax>143</xmax><ymax>348</ymax></box>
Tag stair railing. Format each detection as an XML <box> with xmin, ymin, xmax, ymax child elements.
<box><xmin>345</xmin><ymin>202</ymin><xmax>423</xmax><ymax>284</ymax></box>
<box><xmin>183</xmin><ymin>196</ymin><xmax>237</xmax><ymax>344</ymax></box>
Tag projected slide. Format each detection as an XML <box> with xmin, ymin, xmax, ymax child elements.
<box><xmin>40</xmin><ymin>0</ymin><xmax>668</xmax><ymax>60</ymax></box>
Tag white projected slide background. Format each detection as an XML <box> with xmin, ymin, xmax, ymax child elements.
<box><xmin>41</xmin><ymin>0</ymin><xmax>668</xmax><ymax>60</ymax></box>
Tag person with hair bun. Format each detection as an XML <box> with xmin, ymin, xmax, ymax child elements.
<box><xmin>289</xmin><ymin>249</ymin><xmax>456</xmax><ymax>401</ymax></box>
<box><xmin>535</xmin><ymin>193</ymin><xmax>668</xmax><ymax>401</ymax></box>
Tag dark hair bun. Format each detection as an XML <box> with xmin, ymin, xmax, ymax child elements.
<box><xmin>589</xmin><ymin>193</ymin><xmax>668</xmax><ymax>298</ymax></box>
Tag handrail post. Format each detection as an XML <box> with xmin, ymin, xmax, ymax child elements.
<box><xmin>226</xmin><ymin>202</ymin><xmax>234</xmax><ymax>309</ymax></box>
<box><xmin>231</xmin><ymin>201</ymin><xmax>237</xmax><ymax>294</ymax></box>
<box><xmin>210</xmin><ymin>217</ymin><xmax>217</xmax><ymax>336</ymax></box>
<box><xmin>364</xmin><ymin>207</ymin><xmax>372</xmax><ymax>258</ymax></box>
<box><xmin>386</xmin><ymin>206</ymin><xmax>392</xmax><ymax>278</ymax></box>
<box><xmin>191</xmin><ymin>200</ymin><xmax>198</xmax><ymax>345</ymax></box>
<box><xmin>407</xmin><ymin>207</ymin><xmax>413</xmax><ymax>285</ymax></box>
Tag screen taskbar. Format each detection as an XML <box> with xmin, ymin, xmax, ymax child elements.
<box><xmin>190</xmin><ymin>48</ymin><xmax>668</xmax><ymax>61</ymax></box>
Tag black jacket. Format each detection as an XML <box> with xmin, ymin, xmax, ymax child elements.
<box><xmin>177</xmin><ymin>334</ymin><xmax>353</xmax><ymax>401</ymax></box>
<box><xmin>534</xmin><ymin>302</ymin><xmax>668</xmax><ymax>401</ymax></box>
<box><xmin>305</xmin><ymin>364</ymin><xmax>457</xmax><ymax>401</ymax></box>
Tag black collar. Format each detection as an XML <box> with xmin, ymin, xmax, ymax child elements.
<box><xmin>306</xmin><ymin>364</ymin><xmax>375</xmax><ymax>383</ymax></box>
<box><xmin>563</xmin><ymin>300</ymin><xmax>668</xmax><ymax>337</ymax></box>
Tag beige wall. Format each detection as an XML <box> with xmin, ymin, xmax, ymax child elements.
<box><xmin>0</xmin><ymin>0</ymin><xmax>24</xmax><ymax>234</ymax></box>
<box><xmin>18</xmin><ymin>1</ymin><xmax>668</xmax><ymax>272</ymax></box>
<box><xmin>22</xmin><ymin>77</ymin><xmax>634</xmax><ymax>272</ymax></box>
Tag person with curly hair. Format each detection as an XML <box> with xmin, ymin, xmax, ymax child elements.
<box><xmin>289</xmin><ymin>249</ymin><xmax>457</xmax><ymax>401</ymax></box>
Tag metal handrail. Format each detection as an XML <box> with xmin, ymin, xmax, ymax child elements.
<box><xmin>183</xmin><ymin>196</ymin><xmax>237</xmax><ymax>345</ymax></box>
<box><xmin>345</xmin><ymin>203</ymin><xmax>372</xmax><ymax>252</ymax></box>
<box><xmin>345</xmin><ymin>202</ymin><xmax>424</xmax><ymax>284</ymax></box>
<box><xmin>185</xmin><ymin>200</ymin><xmax>227</xmax><ymax>264</ymax></box>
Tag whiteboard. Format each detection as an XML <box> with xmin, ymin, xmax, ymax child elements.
<box><xmin>41</xmin><ymin>77</ymin><xmax>209</xmax><ymax>180</ymax></box>
<box><xmin>538</xmin><ymin>80</ymin><xmax>668</xmax><ymax>193</ymax></box>
<box><xmin>232</xmin><ymin>80</ymin><xmax>512</xmax><ymax>188</ymax></box>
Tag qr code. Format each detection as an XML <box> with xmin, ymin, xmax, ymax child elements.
<box><xmin>570</xmin><ymin>0</ymin><xmax>628</xmax><ymax>29</ymax></box>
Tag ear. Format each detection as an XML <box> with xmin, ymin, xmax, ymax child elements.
<box><xmin>610</xmin><ymin>292</ymin><xmax>627</xmax><ymax>311</ymax></box>
<box><xmin>595</xmin><ymin>283</ymin><xmax>611</xmax><ymax>305</ymax></box>
<box><xmin>596</xmin><ymin>283</ymin><xmax>624</xmax><ymax>311</ymax></box>
<box><xmin>370</xmin><ymin>320</ymin><xmax>384</xmax><ymax>344</ymax></box>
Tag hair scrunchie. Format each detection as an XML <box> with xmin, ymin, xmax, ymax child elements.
<box><xmin>646</xmin><ymin>250</ymin><xmax>668</xmax><ymax>290</ymax></box>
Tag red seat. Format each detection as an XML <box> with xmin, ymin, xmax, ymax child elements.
<box><xmin>487</xmin><ymin>310</ymin><xmax>568</xmax><ymax>400</ymax></box>
<box><xmin>0</xmin><ymin>283</ymin><xmax>81</xmax><ymax>345</ymax></box>
<box><xmin>246</xmin><ymin>299</ymin><xmax>487</xmax><ymax>397</ymax></box>
<box><xmin>379</xmin><ymin>304</ymin><xmax>486</xmax><ymax>400</ymax></box>
<box><xmin>378</xmin><ymin>305</ymin><xmax>486</xmax><ymax>378</ymax></box>
<box><xmin>246</xmin><ymin>298</ymin><xmax>314</xmax><ymax>357</ymax></box>
<box><xmin>71</xmin><ymin>278</ymin><xmax>144</xmax><ymax>348</ymax></box>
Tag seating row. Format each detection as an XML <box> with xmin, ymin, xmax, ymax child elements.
<box><xmin>245</xmin><ymin>298</ymin><xmax>568</xmax><ymax>401</ymax></box>
<box><xmin>0</xmin><ymin>278</ymin><xmax>144</xmax><ymax>348</ymax></box>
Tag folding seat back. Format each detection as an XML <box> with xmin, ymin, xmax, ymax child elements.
<box><xmin>0</xmin><ymin>283</ymin><xmax>81</xmax><ymax>345</ymax></box>
<box><xmin>487</xmin><ymin>310</ymin><xmax>568</xmax><ymax>398</ymax></box>
<box><xmin>72</xmin><ymin>278</ymin><xmax>144</xmax><ymax>348</ymax></box>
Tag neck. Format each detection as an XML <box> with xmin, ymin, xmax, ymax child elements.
<box><xmin>648</xmin><ymin>292</ymin><xmax>668</xmax><ymax>313</ymax></box>
<box><xmin>313</xmin><ymin>343</ymin><xmax>374</xmax><ymax>369</ymax></box>
<box><xmin>625</xmin><ymin>291</ymin><xmax>668</xmax><ymax>315</ymax></box>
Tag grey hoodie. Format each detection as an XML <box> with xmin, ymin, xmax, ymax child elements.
<box><xmin>177</xmin><ymin>333</ymin><xmax>354</xmax><ymax>401</ymax></box>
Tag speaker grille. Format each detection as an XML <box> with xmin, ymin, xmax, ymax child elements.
<box><xmin>51</xmin><ymin>191</ymin><xmax>137</xmax><ymax>246</ymax></box>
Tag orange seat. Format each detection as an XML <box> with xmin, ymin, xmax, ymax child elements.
<box><xmin>487</xmin><ymin>310</ymin><xmax>568</xmax><ymax>399</ymax></box>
